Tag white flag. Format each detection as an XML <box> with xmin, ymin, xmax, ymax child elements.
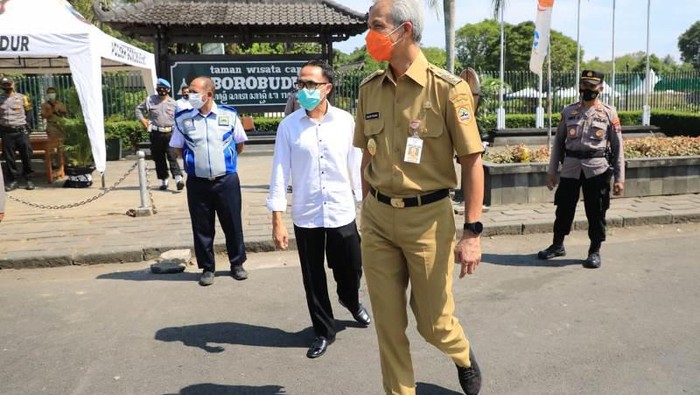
<box><xmin>529</xmin><ymin>0</ymin><xmax>555</xmax><ymax>76</ymax></box>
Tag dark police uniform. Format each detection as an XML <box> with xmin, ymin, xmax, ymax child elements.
<box><xmin>136</xmin><ymin>90</ymin><xmax>182</xmax><ymax>184</ymax></box>
<box><xmin>0</xmin><ymin>77</ymin><xmax>34</xmax><ymax>190</ymax></box>
<box><xmin>353</xmin><ymin>52</ymin><xmax>483</xmax><ymax>394</ymax></box>
<box><xmin>539</xmin><ymin>70</ymin><xmax>625</xmax><ymax>268</ymax></box>
<box><xmin>170</xmin><ymin>103</ymin><xmax>248</xmax><ymax>275</ymax></box>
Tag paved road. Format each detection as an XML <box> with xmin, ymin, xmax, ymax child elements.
<box><xmin>2</xmin><ymin>146</ymin><xmax>699</xmax><ymax>268</ymax></box>
<box><xmin>1</xmin><ymin>223</ymin><xmax>699</xmax><ymax>395</ymax></box>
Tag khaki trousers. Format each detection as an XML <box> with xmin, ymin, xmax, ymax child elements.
<box><xmin>361</xmin><ymin>193</ymin><xmax>472</xmax><ymax>395</ymax></box>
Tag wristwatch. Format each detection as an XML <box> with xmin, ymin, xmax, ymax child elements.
<box><xmin>463</xmin><ymin>221</ymin><xmax>483</xmax><ymax>235</ymax></box>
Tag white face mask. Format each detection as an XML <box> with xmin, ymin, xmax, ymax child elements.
<box><xmin>188</xmin><ymin>92</ymin><xmax>206</xmax><ymax>109</ymax></box>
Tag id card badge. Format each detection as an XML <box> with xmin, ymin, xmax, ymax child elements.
<box><xmin>404</xmin><ymin>136</ymin><xmax>423</xmax><ymax>164</ymax></box>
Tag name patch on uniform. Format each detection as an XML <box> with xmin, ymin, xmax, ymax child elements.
<box><xmin>218</xmin><ymin>116</ymin><xmax>230</xmax><ymax>126</ymax></box>
<box><xmin>183</xmin><ymin>118</ymin><xmax>195</xmax><ymax>132</ymax></box>
<box><xmin>593</xmin><ymin>117</ymin><xmax>607</xmax><ymax>123</ymax></box>
<box><xmin>365</xmin><ymin>112</ymin><xmax>380</xmax><ymax>120</ymax></box>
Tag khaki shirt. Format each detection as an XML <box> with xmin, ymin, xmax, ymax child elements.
<box><xmin>40</xmin><ymin>100</ymin><xmax>67</xmax><ymax>123</ymax></box>
<box><xmin>548</xmin><ymin>100</ymin><xmax>625</xmax><ymax>183</ymax></box>
<box><xmin>353</xmin><ymin>52</ymin><xmax>483</xmax><ymax>196</ymax></box>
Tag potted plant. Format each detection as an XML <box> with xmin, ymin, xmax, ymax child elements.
<box><xmin>62</xmin><ymin>118</ymin><xmax>95</xmax><ymax>188</ymax></box>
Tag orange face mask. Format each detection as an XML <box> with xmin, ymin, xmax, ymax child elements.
<box><xmin>365</xmin><ymin>23</ymin><xmax>405</xmax><ymax>62</ymax></box>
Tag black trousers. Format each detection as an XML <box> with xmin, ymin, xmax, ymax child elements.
<box><xmin>150</xmin><ymin>131</ymin><xmax>181</xmax><ymax>180</ymax></box>
<box><xmin>186</xmin><ymin>173</ymin><xmax>246</xmax><ymax>272</ymax></box>
<box><xmin>1</xmin><ymin>130</ymin><xmax>33</xmax><ymax>183</ymax></box>
<box><xmin>553</xmin><ymin>171</ymin><xmax>612</xmax><ymax>244</ymax></box>
<box><xmin>293</xmin><ymin>221</ymin><xmax>363</xmax><ymax>340</ymax></box>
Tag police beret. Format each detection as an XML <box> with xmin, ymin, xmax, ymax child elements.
<box><xmin>580</xmin><ymin>70</ymin><xmax>604</xmax><ymax>84</ymax></box>
<box><xmin>156</xmin><ymin>78</ymin><xmax>171</xmax><ymax>88</ymax></box>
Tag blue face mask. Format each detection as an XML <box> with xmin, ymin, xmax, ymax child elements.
<box><xmin>296</xmin><ymin>88</ymin><xmax>323</xmax><ymax>111</ymax></box>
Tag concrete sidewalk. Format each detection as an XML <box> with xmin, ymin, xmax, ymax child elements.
<box><xmin>2</xmin><ymin>145</ymin><xmax>699</xmax><ymax>268</ymax></box>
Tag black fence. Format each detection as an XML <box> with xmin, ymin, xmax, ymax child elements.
<box><xmin>12</xmin><ymin>70</ymin><xmax>700</xmax><ymax>126</ymax></box>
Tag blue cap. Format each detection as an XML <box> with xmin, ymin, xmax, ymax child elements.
<box><xmin>156</xmin><ymin>78</ymin><xmax>171</xmax><ymax>88</ymax></box>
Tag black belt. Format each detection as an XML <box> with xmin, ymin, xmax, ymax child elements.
<box><xmin>565</xmin><ymin>149</ymin><xmax>606</xmax><ymax>159</ymax></box>
<box><xmin>0</xmin><ymin>125</ymin><xmax>26</xmax><ymax>134</ymax></box>
<box><xmin>370</xmin><ymin>186</ymin><xmax>449</xmax><ymax>208</ymax></box>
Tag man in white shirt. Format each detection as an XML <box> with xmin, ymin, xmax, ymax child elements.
<box><xmin>175</xmin><ymin>86</ymin><xmax>193</xmax><ymax>112</ymax></box>
<box><xmin>267</xmin><ymin>59</ymin><xmax>370</xmax><ymax>359</ymax></box>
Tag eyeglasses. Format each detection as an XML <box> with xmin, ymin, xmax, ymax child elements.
<box><xmin>295</xmin><ymin>80</ymin><xmax>329</xmax><ymax>90</ymax></box>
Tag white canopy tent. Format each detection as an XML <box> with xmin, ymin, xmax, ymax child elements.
<box><xmin>506</xmin><ymin>87</ymin><xmax>547</xmax><ymax>99</ymax></box>
<box><xmin>0</xmin><ymin>0</ymin><xmax>157</xmax><ymax>173</ymax></box>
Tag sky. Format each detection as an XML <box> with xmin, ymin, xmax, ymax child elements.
<box><xmin>333</xmin><ymin>0</ymin><xmax>700</xmax><ymax>63</ymax></box>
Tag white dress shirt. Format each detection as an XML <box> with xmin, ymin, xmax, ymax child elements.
<box><xmin>267</xmin><ymin>103</ymin><xmax>362</xmax><ymax>229</ymax></box>
<box><xmin>175</xmin><ymin>97</ymin><xmax>193</xmax><ymax>112</ymax></box>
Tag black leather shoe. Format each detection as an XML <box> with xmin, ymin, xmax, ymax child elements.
<box><xmin>199</xmin><ymin>271</ymin><xmax>215</xmax><ymax>286</ymax></box>
<box><xmin>5</xmin><ymin>181</ymin><xmax>18</xmax><ymax>192</ymax></box>
<box><xmin>176</xmin><ymin>180</ymin><xmax>185</xmax><ymax>191</ymax></box>
<box><xmin>583</xmin><ymin>252</ymin><xmax>602</xmax><ymax>269</ymax></box>
<box><xmin>158</xmin><ymin>183</ymin><xmax>168</xmax><ymax>191</ymax></box>
<box><xmin>339</xmin><ymin>301</ymin><xmax>371</xmax><ymax>326</ymax></box>
<box><xmin>25</xmin><ymin>180</ymin><xmax>35</xmax><ymax>190</ymax></box>
<box><xmin>306</xmin><ymin>336</ymin><xmax>334</xmax><ymax>359</ymax></box>
<box><xmin>457</xmin><ymin>349</ymin><xmax>482</xmax><ymax>395</ymax></box>
<box><xmin>231</xmin><ymin>265</ymin><xmax>248</xmax><ymax>280</ymax></box>
<box><xmin>537</xmin><ymin>244</ymin><xmax>566</xmax><ymax>260</ymax></box>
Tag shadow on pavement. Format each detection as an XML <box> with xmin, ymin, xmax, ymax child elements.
<box><xmin>97</xmin><ymin>270</ymin><xmax>200</xmax><ymax>282</ymax></box>
<box><xmin>416</xmin><ymin>382</ymin><xmax>462</xmax><ymax>394</ymax></box>
<box><xmin>164</xmin><ymin>383</ymin><xmax>286</xmax><ymax>395</ymax></box>
<box><xmin>482</xmin><ymin>253</ymin><xmax>581</xmax><ymax>267</ymax></box>
<box><xmin>155</xmin><ymin>321</ymin><xmax>363</xmax><ymax>353</ymax></box>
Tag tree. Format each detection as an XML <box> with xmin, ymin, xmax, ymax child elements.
<box><xmin>455</xmin><ymin>20</ymin><xmax>577</xmax><ymax>72</ymax></box>
<box><xmin>426</xmin><ymin>0</ymin><xmax>455</xmax><ymax>73</ymax></box>
<box><xmin>678</xmin><ymin>21</ymin><xmax>700</xmax><ymax>71</ymax></box>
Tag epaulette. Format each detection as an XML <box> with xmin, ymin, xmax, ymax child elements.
<box><xmin>175</xmin><ymin>108</ymin><xmax>194</xmax><ymax>119</ymax></box>
<box><xmin>360</xmin><ymin>69</ymin><xmax>385</xmax><ymax>87</ymax></box>
<box><xmin>218</xmin><ymin>104</ymin><xmax>239</xmax><ymax>115</ymax></box>
<box><xmin>430</xmin><ymin>65</ymin><xmax>462</xmax><ymax>86</ymax></box>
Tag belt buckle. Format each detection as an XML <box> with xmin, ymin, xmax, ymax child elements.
<box><xmin>390</xmin><ymin>198</ymin><xmax>405</xmax><ymax>208</ymax></box>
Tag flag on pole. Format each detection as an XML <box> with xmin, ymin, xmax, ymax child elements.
<box><xmin>529</xmin><ymin>0</ymin><xmax>555</xmax><ymax>76</ymax></box>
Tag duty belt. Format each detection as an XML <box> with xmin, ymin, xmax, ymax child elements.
<box><xmin>369</xmin><ymin>186</ymin><xmax>449</xmax><ymax>208</ymax></box>
<box><xmin>150</xmin><ymin>125</ymin><xmax>173</xmax><ymax>133</ymax></box>
<box><xmin>565</xmin><ymin>149</ymin><xmax>606</xmax><ymax>159</ymax></box>
<box><xmin>0</xmin><ymin>125</ymin><xmax>27</xmax><ymax>134</ymax></box>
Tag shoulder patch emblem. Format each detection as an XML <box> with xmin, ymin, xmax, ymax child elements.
<box><xmin>360</xmin><ymin>70</ymin><xmax>385</xmax><ymax>87</ymax></box>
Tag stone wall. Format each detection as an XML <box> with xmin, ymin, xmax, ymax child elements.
<box><xmin>484</xmin><ymin>156</ymin><xmax>700</xmax><ymax>206</ymax></box>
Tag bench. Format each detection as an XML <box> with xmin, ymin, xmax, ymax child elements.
<box><xmin>0</xmin><ymin>133</ymin><xmax>64</xmax><ymax>183</ymax></box>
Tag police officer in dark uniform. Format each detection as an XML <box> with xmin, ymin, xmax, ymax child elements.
<box><xmin>136</xmin><ymin>78</ymin><xmax>184</xmax><ymax>191</ymax></box>
<box><xmin>0</xmin><ymin>77</ymin><xmax>35</xmax><ymax>191</ymax></box>
<box><xmin>538</xmin><ymin>70</ymin><xmax>625</xmax><ymax>269</ymax></box>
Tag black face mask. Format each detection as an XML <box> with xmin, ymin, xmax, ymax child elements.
<box><xmin>1</xmin><ymin>87</ymin><xmax>11</xmax><ymax>94</ymax></box>
<box><xmin>182</xmin><ymin>94</ymin><xmax>189</xmax><ymax>100</ymax></box>
<box><xmin>580</xmin><ymin>89</ymin><xmax>599</xmax><ymax>101</ymax></box>
<box><xmin>157</xmin><ymin>88</ymin><xmax>169</xmax><ymax>96</ymax></box>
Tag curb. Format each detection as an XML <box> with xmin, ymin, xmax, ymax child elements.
<box><xmin>2</xmin><ymin>212</ymin><xmax>698</xmax><ymax>270</ymax></box>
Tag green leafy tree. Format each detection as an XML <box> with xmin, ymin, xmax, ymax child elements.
<box><xmin>456</xmin><ymin>20</ymin><xmax>577</xmax><ymax>72</ymax></box>
<box><xmin>678</xmin><ymin>21</ymin><xmax>700</xmax><ymax>71</ymax></box>
<box><xmin>422</xmin><ymin>47</ymin><xmax>447</xmax><ymax>69</ymax></box>
<box><xmin>69</xmin><ymin>0</ymin><xmax>152</xmax><ymax>51</ymax></box>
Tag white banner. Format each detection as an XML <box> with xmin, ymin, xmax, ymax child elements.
<box><xmin>529</xmin><ymin>0</ymin><xmax>555</xmax><ymax>76</ymax></box>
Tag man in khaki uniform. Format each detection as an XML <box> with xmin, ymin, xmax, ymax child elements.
<box><xmin>40</xmin><ymin>87</ymin><xmax>68</xmax><ymax>141</ymax></box>
<box><xmin>538</xmin><ymin>70</ymin><xmax>625</xmax><ymax>269</ymax></box>
<box><xmin>354</xmin><ymin>1</ymin><xmax>484</xmax><ymax>394</ymax></box>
